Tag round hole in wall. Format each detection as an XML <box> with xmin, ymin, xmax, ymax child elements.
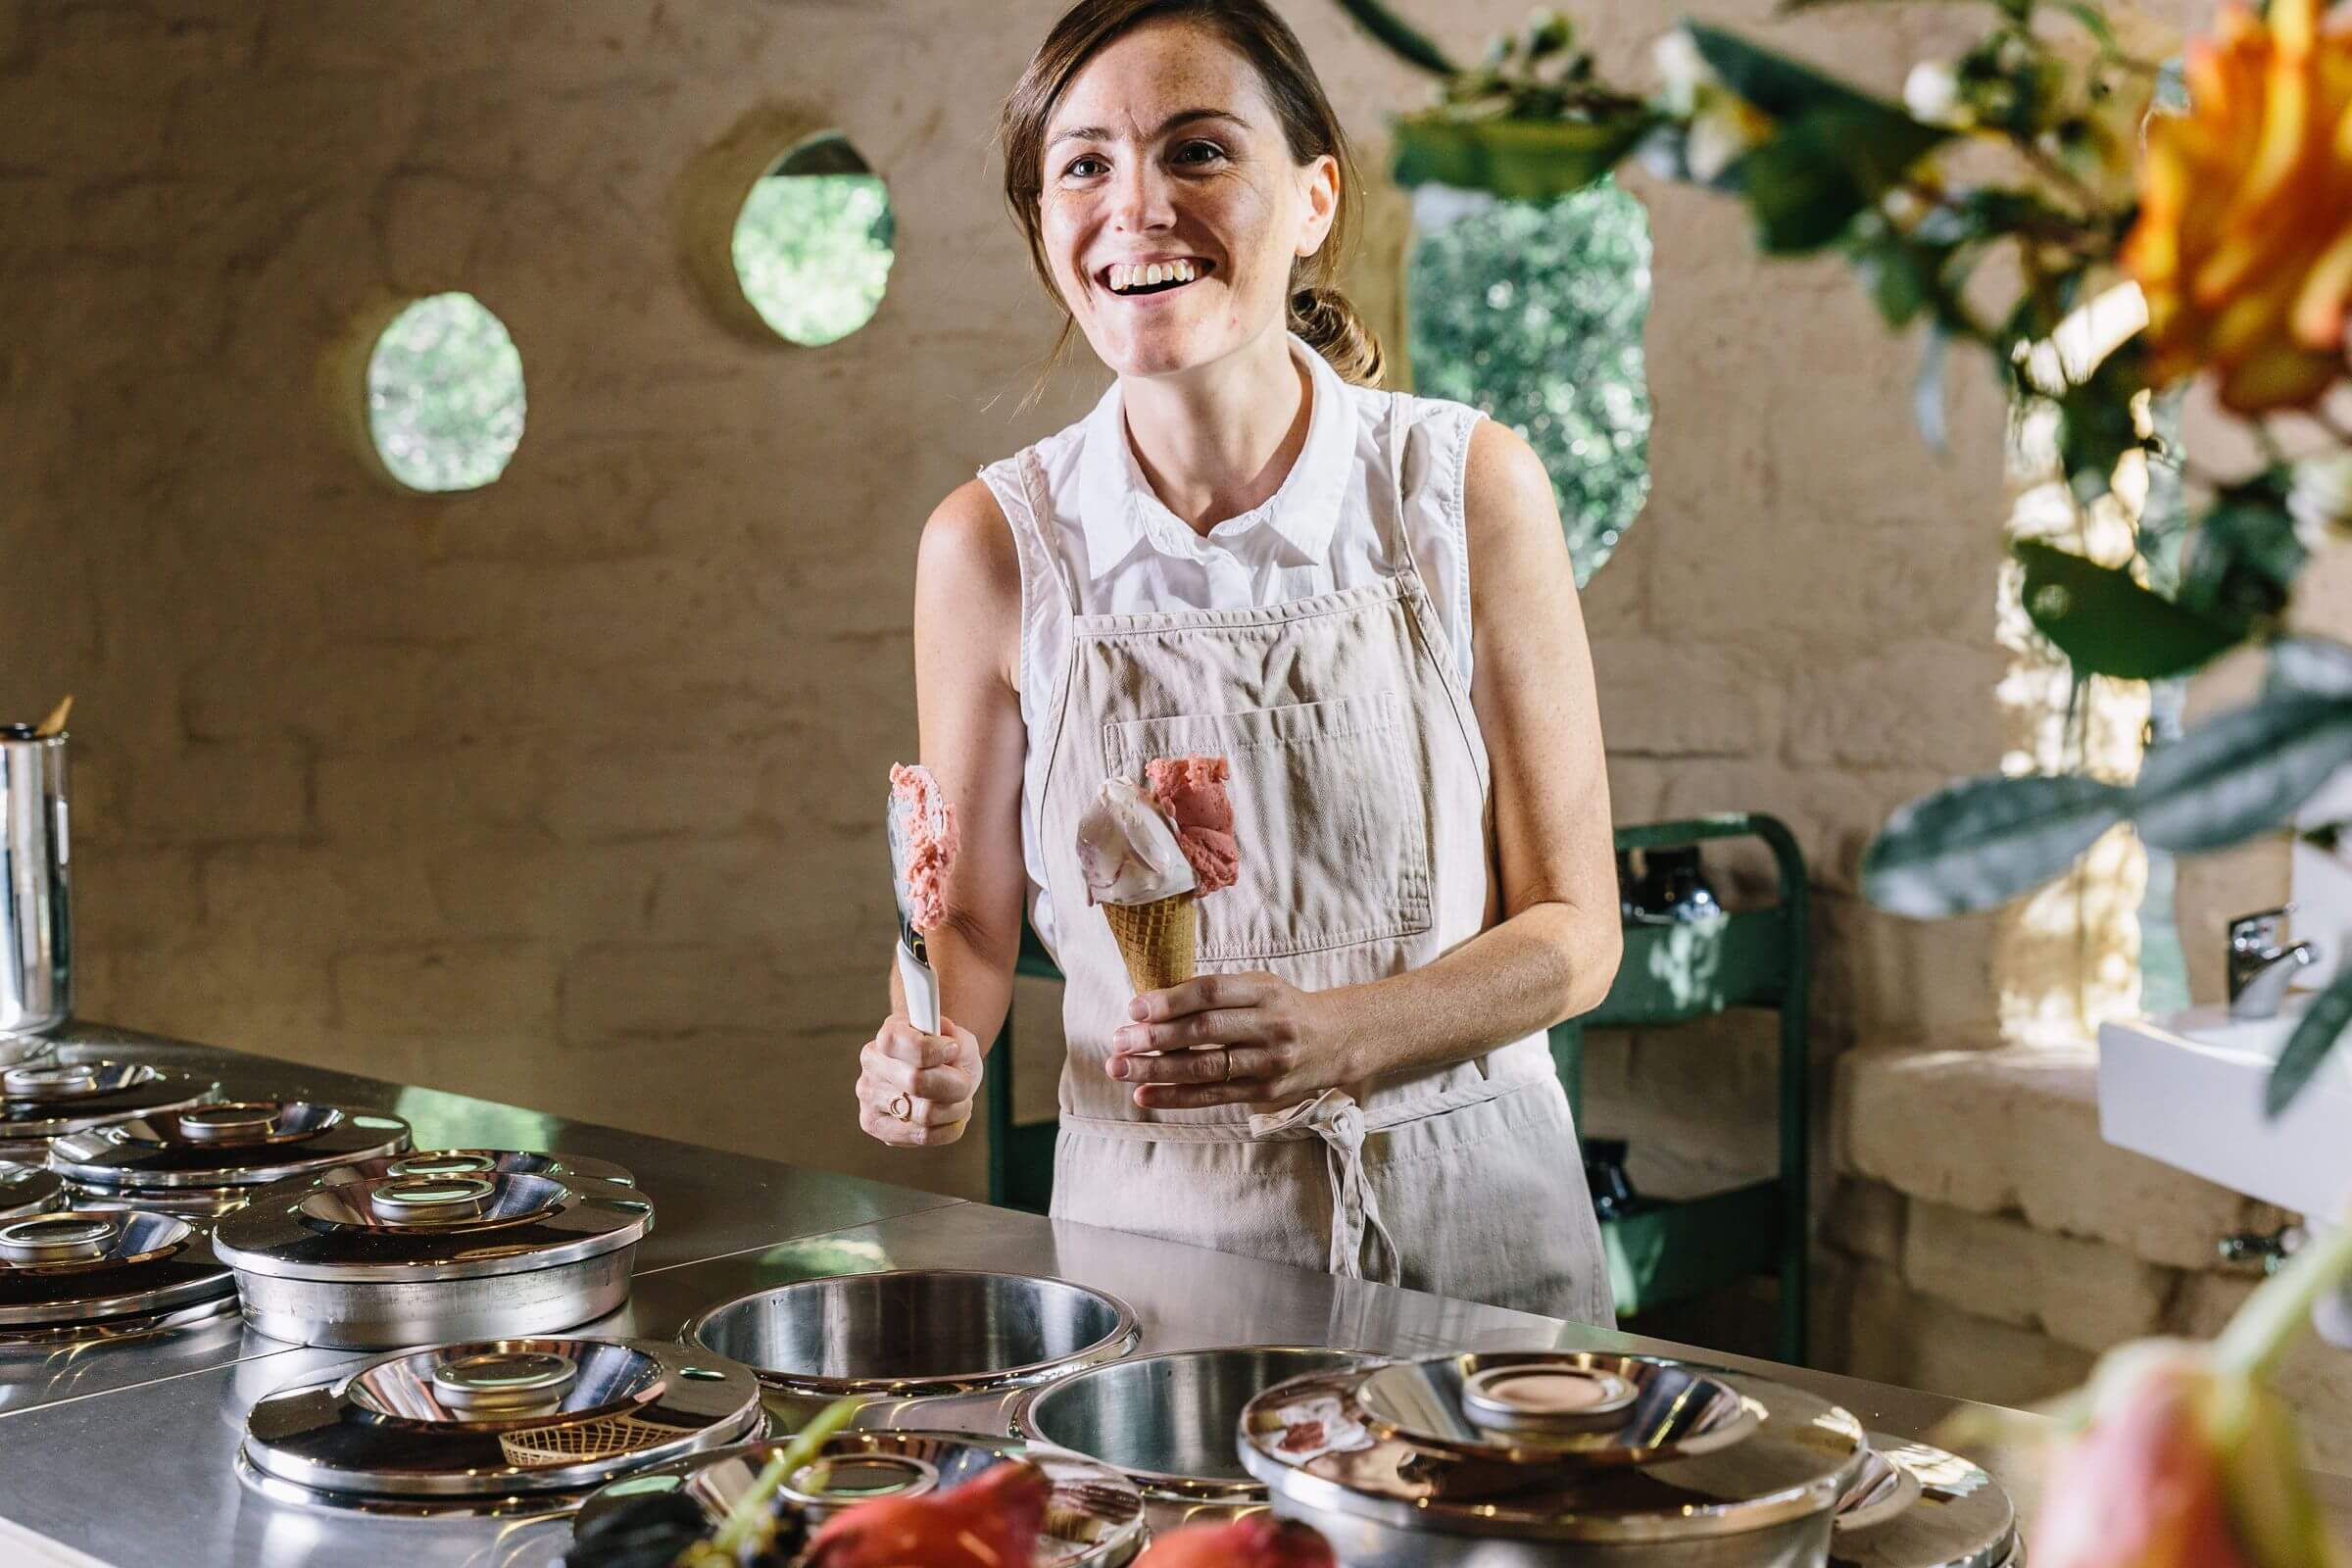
<box><xmin>1407</xmin><ymin>177</ymin><xmax>1651</xmax><ymax>587</ymax></box>
<box><xmin>364</xmin><ymin>292</ymin><xmax>526</xmax><ymax>494</ymax></box>
<box><xmin>729</xmin><ymin>131</ymin><xmax>895</xmax><ymax>347</ymax></box>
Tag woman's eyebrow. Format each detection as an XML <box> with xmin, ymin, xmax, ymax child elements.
<box><xmin>1048</xmin><ymin>108</ymin><xmax>1247</xmax><ymax>150</ymax></box>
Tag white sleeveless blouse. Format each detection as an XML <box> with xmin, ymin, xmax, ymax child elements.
<box><xmin>976</xmin><ymin>331</ymin><xmax>1488</xmax><ymax>952</ymax></box>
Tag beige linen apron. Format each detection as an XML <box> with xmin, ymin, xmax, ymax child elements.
<box><xmin>1013</xmin><ymin>390</ymin><xmax>1613</xmax><ymax>1325</ymax></box>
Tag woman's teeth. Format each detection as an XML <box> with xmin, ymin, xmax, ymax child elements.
<box><xmin>1107</xmin><ymin>260</ymin><xmax>1205</xmax><ymax>295</ymax></box>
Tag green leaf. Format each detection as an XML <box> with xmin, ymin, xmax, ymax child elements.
<box><xmin>2056</xmin><ymin>382</ymin><xmax>2146</xmax><ymax>504</ymax></box>
<box><xmin>1740</xmin><ymin>107</ymin><xmax>1949</xmax><ymax>253</ymax></box>
<box><xmin>1864</xmin><ymin>772</ymin><xmax>2130</xmax><ymax>918</ymax></box>
<box><xmin>1391</xmin><ymin>109</ymin><xmax>1656</xmax><ymax>199</ymax></box>
<box><xmin>1685</xmin><ymin>24</ymin><xmax>1900</xmax><ymax>122</ymax></box>
<box><xmin>2014</xmin><ymin>540</ymin><xmax>2244</xmax><ymax>680</ymax></box>
<box><xmin>2266</xmin><ymin>964</ymin><xmax>2352</xmax><ymax>1118</ymax></box>
<box><xmin>2056</xmin><ymin>0</ymin><xmax>2119</xmax><ymax>50</ymax></box>
<box><xmin>1331</xmin><ymin>0</ymin><xmax>1459</xmax><ymax>75</ymax></box>
<box><xmin>1853</xmin><ymin>231</ymin><xmax>1943</xmax><ymax>326</ymax></box>
<box><xmin>2270</xmin><ymin>636</ymin><xmax>2352</xmax><ymax>700</ymax></box>
<box><xmin>2180</xmin><ymin>497</ymin><xmax>2308</xmax><ymax>628</ymax></box>
<box><xmin>2130</xmin><ymin>693</ymin><xmax>2352</xmax><ymax>853</ymax></box>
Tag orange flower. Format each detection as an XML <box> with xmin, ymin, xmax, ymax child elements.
<box><xmin>2121</xmin><ymin>0</ymin><xmax>2352</xmax><ymax>413</ymax></box>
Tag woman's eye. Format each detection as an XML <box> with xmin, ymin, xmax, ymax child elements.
<box><xmin>1064</xmin><ymin>155</ymin><xmax>1106</xmax><ymax>178</ymax></box>
<box><xmin>1175</xmin><ymin>140</ymin><xmax>1226</xmax><ymax>165</ymax></box>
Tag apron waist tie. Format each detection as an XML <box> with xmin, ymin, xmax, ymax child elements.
<box><xmin>1247</xmin><ymin>1090</ymin><xmax>1398</xmax><ymax>1285</ymax></box>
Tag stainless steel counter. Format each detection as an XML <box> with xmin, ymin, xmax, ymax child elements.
<box><xmin>0</xmin><ymin>1029</ymin><xmax>2109</xmax><ymax>1565</ymax></box>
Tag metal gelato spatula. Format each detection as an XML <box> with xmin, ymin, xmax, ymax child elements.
<box><xmin>887</xmin><ymin>776</ymin><xmax>942</xmax><ymax>1035</ymax></box>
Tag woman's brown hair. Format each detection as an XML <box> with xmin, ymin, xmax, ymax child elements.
<box><xmin>998</xmin><ymin>0</ymin><xmax>1385</xmax><ymax>402</ymax></box>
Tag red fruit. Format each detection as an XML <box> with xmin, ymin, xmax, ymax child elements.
<box><xmin>1135</xmin><ymin>1513</ymin><xmax>1338</xmax><ymax>1568</ymax></box>
<box><xmin>805</xmin><ymin>1459</ymin><xmax>1052</xmax><ymax>1568</ymax></box>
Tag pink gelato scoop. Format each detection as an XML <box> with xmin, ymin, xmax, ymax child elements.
<box><xmin>1144</xmin><ymin>756</ymin><xmax>1240</xmax><ymax>895</ymax></box>
<box><xmin>889</xmin><ymin>762</ymin><xmax>958</xmax><ymax>934</ymax></box>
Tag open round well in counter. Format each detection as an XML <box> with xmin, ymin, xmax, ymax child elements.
<box><xmin>237</xmin><ymin>1335</ymin><xmax>763</xmax><ymax>1515</ymax></box>
<box><xmin>680</xmin><ymin>1268</ymin><xmax>1141</xmax><ymax>1397</ymax></box>
<box><xmin>1011</xmin><ymin>1345</ymin><xmax>1387</xmax><ymax>1503</ymax></box>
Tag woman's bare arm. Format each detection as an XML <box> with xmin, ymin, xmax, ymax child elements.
<box><xmin>858</xmin><ymin>478</ymin><xmax>1030</xmax><ymax>1147</ymax></box>
<box><xmin>1108</xmin><ymin>418</ymin><xmax>1621</xmax><ymax>1106</ymax></box>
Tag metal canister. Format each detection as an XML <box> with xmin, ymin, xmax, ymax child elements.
<box><xmin>0</xmin><ymin>731</ymin><xmax>70</xmax><ymax>1034</ymax></box>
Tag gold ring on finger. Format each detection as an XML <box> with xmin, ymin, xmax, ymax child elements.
<box><xmin>886</xmin><ymin>1090</ymin><xmax>912</xmax><ymax>1121</ymax></box>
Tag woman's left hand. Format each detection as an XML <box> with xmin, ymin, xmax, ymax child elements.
<box><xmin>1105</xmin><ymin>973</ymin><xmax>1354</xmax><ymax>1110</ymax></box>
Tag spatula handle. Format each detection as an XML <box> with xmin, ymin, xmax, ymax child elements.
<box><xmin>897</xmin><ymin>937</ymin><xmax>941</xmax><ymax>1036</ymax></box>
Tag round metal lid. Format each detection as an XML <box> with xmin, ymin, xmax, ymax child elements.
<box><xmin>1238</xmin><ymin>1352</ymin><xmax>1866</xmax><ymax>1544</ymax></box>
<box><xmin>0</xmin><ymin>1162</ymin><xmax>64</xmax><ymax>1222</ymax></box>
<box><xmin>237</xmin><ymin>1337</ymin><xmax>763</xmax><ymax>1511</ymax></box>
<box><xmin>0</xmin><ymin>1033</ymin><xmax>56</xmax><ymax>1071</ymax></box>
<box><xmin>214</xmin><ymin>1171</ymin><xmax>653</xmax><ymax>1284</ymax></box>
<box><xmin>1832</xmin><ymin>1433</ymin><xmax>2020</xmax><ymax>1568</ymax></box>
<box><xmin>575</xmin><ymin>1431</ymin><xmax>1147</xmax><ymax>1568</ymax></box>
<box><xmin>314</xmin><ymin>1148</ymin><xmax>636</xmax><ymax>1191</ymax></box>
<box><xmin>0</xmin><ymin>1206</ymin><xmax>238</xmax><ymax>1330</ymax></box>
<box><xmin>47</xmin><ymin>1102</ymin><xmax>413</xmax><ymax>1193</ymax></box>
<box><xmin>0</xmin><ymin>1061</ymin><xmax>217</xmax><ymax>1143</ymax></box>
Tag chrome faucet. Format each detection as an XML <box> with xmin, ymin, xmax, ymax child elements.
<box><xmin>2228</xmin><ymin>906</ymin><xmax>2319</xmax><ymax>1020</ymax></box>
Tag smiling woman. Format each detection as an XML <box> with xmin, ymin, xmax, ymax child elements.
<box><xmin>857</xmin><ymin>0</ymin><xmax>1622</xmax><ymax>1326</ymax></box>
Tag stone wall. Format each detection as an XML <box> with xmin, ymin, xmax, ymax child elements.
<box><xmin>7</xmin><ymin>0</ymin><xmax>2336</xmax><ymax>1443</ymax></box>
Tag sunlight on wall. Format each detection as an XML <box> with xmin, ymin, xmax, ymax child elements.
<box><xmin>1998</xmin><ymin>282</ymin><xmax>2157</xmax><ymax>1046</ymax></box>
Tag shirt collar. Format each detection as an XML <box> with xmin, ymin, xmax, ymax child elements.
<box><xmin>1076</xmin><ymin>331</ymin><xmax>1356</xmax><ymax>580</ymax></box>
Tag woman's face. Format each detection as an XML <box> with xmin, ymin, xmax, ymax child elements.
<box><xmin>1038</xmin><ymin>20</ymin><xmax>1338</xmax><ymax>380</ymax></box>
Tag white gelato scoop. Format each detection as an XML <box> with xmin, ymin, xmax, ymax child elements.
<box><xmin>1075</xmin><ymin>775</ymin><xmax>1197</xmax><ymax>906</ymax></box>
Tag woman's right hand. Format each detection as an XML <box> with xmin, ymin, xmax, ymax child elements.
<box><xmin>857</xmin><ymin>1016</ymin><xmax>984</xmax><ymax>1148</ymax></box>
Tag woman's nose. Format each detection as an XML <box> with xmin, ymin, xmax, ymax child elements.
<box><xmin>1108</xmin><ymin>158</ymin><xmax>1177</xmax><ymax>232</ymax></box>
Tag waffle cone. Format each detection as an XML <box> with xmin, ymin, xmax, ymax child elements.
<box><xmin>1102</xmin><ymin>890</ymin><xmax>1198</xmax><ymax>994</ymax></box>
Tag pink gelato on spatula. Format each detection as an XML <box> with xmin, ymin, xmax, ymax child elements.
<box><xmin>1144</xmin><ymin>756</ymin><xmax>1240</xmax><ymax>894</ymax></box>
<box><xmin>889</xmin><ymin>763</ymin><xmax>957</xmax><ymax>934</ymax></box>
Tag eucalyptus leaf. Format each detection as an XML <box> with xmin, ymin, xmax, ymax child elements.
<box><xmin>2266</xmin><ymin>964</ymin><xmax>2352</xmax><ymax>1118</ymax></box>
<box><xmin>1685</xmin><ymin>23</ymin><xmax>1900</xmax><ymax>122</ymax></box>
<box><xmin>1864</xmin><ymin>772</ymin><xmax>2130</xmax><ymax>918</ymax></box>
<box><xmin>1740</xmin><ymin>107</ymin><xmax>1948</xmax><ymax>253</ymax></box>
<box><xmin>2014</xmin><ymin>541</ymin><xmax>2243</xmax><ymax>680</ymax></box>
<box><xmin>1391</xmin><ymin>110</ymin><xmax>1655</xmax><ymax>199</ymax></box>
<box><xmin>2130</xmin><ymin>693</ymin><xmax>2352</xmax><ymax>853</ymax></box>
<box><xmin>2180</xmin><ymin>498</ymin><xmax>2307</xmax><ymax>628</ymax></box>
<box><xmin>2269</xmin><ymin>636</ymin><xmax>2352</xmax><ymax>701</ymax></box>
<box><xmin>1330</xmin><ymin>0</ymin><xmax>1459</xmax><ymax>75</ymax></box>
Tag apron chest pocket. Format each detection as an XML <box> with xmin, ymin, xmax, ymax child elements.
<box><xmin>1102</xmin><ymin>690</ymin><xmax>1433</xmax><ymax>962</ymax></box>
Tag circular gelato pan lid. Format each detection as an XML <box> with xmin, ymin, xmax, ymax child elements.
<box><xmin>215</xmin><ymin>1170</ymin><xmax>652</xmax><ymax>1284</ymax></box>
<box><xmin>238</xmin><ymin>1336</ymin><xmax>762</xmax><ymax>1509</ymax></box>
<box><xmin>1239</xmin><ymin>1351</ymin><xmax>1866</xmax><ymax>1544</ymax></box>
<box><xmin>1833</xmin><ymin>1433</ymin><xmax>2020</xmax><ymax>1568</ymax></box>
<box><xmin>313</xmin><ymin>1148</ymin><xmax>635</xmax><ymax>1191</ymax></box>
<box><xmin>0</xmin><ymin>1163</ymin><xmax>65</xmax><ymax>1222</ymax></box>
<box><xmin>0</xmin><ymin>1207</ymin><xmax>238</xmax><ymax>1329</ymax></box>
<box><xmin>48</xmin><ymin>1102</ymin><xmax>413</xmax><ymax>1192</ymax></box>
<box><xmin>0</xmin><ymin>1062</ymin><xmax>217</xmax><ymax>1144</ymax></box>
